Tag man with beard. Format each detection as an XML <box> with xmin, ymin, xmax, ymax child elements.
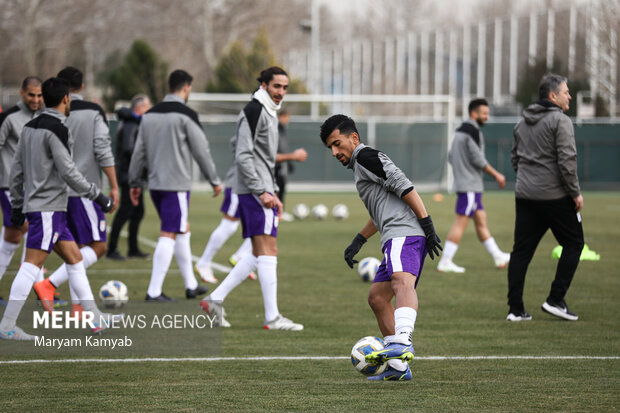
<box><xmin>200</xmin><ymin>67</ymin><xmax>303</xmax><ymax>331</ymax></box>
<box><xmin>437</xmin><ymin>98</ymin><xmax>510</xmax><ymax>274</ymax></box>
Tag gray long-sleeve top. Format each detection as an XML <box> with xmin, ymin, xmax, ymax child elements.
<box><xmin>349</xmin><ymin>143</ymin><xmax>424</xmax><ymax>248</ymax></box>
<box><xmin>512</xmin><ymin>101</ymin><xmax>581</xmax><ymax>200</ymax></box>
<box><xmin>65</xmin><ymin>94</ymin><xmax>114</xmax><ymax>196</ymax></box>
<box><xmin>234</xmin><ymin>99</ymin><xmax>278</xmax><ymax>196</ymax></box>
<box><xmin>448</xmin><ymin>119</ymin><xmax>488</xmax><ymax>192</ymax></box>
<box><xmin>128</xmin><ymin>94</ymin><xmax>221</xmax><ymax>191</ymax></box>
<box><xmin>0</xmin><ymin>101</ymin><xmax>41</xmax><ymax>188</ymax></box>
<box><xmin>10</xmin><ymin>108</ymin><xmax>99</xmax><ymax>213</ymax></box>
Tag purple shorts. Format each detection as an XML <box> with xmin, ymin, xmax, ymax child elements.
<box><xmin>0</xmin><ymin>189</ymin><xmax>13</xmax><ymax>227</ymax></box>
<box><xmin>66</xmin><ymin>197</ymin><xmax>107</xmax><ymax>244</ymax></box>
<box><xmin>220</xmin><ymin>188</ymin><xmax>240</xmax><ymax>218</ymax></box>
<box><xmin>150</xmin><ymin>190</ymin><xmax>190</xmax><ymax>233</ymax></box>
<box><xmin>238</xmin><ymin>193</ymin><xmax>278</xmax><ymax>239</ymax></box>
<box><xmin>374</xmin><ymin>236</ymin><xmax>427</xmax><ymax>288</ymax></box>
<box><xmin>26</xmin><ymin>211</ymin><xmax>74</xmax><ymax>253</ymax></box>
<box><xmin>455</xmin><ymin>192</ymin><xmax>484</xmax><ymax>217</ymax></box>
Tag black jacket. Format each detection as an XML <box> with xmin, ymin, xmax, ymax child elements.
<box><xmin>115</xmin><ymin>108</ymin><xmax>141</xmax><ymax>185</ymax></box>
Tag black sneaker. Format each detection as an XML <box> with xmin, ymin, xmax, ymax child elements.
<box><xmin>128</xmin><ymin>250</ymin><xmax>150</xmax><ymax>259</ymax></box>
<box><xmin>186</xmin><ymin>285</ymin><xmax>209</xmax><ymax>299</ymax></box>
<box><xmin>506</xmin><ymin>310</ymin><xmax>532</xmax><ymax>322</ymax></box>
<box><xmin>542</xmin><ymin>299</ymin><xmax>578</xmax><ymax>321</ymax></box>
<box><xmin>106</xmin><ymin>249</ymin><xmax>126</xmax><ymax>260</ymax></box>
<box><xmin>145</xmin><ymin>293</ymin><xmax>178</xmax><ymax>302</ymax></box>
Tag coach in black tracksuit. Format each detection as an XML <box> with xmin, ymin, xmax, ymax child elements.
<box><xmin>507</xmin><ymin>74</ymin><xmax>584</xmax><ymax>322</ymax></box>
<box><xmin>107</xmin><ymin>95</ymin><xmax>151</xmax><ymax>260</ymax></box>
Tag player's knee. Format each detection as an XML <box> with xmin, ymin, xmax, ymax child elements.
<box><xmin>367</xmin><ymin>291</ymin><xmax>387</xmax><ymax>311</ymax></box>
<box><xmin>391</xmin><ymin>274</ymin><xmax>416</xmax><ymax>294</ymax></box>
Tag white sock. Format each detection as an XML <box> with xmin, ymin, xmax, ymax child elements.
<box><xmin>0</xmin><ymin>238</ymin><xmax>19</xmax><ymax>281</ymax></box>
<box><xmin>20</xmin><ymin>233</ymin><xmax>27</xmax><ymax>264</ymax></box>
<box><xmin>147</xmin><ymin>237</ymin><xmax>175</xmax><ymax>298</ymax></box>
<box><xmin>388</xmin><ymin>359</ymin><xmax>408</xmax><ymax>371</ymax></box>
<box><xmin>482</xmin><ymin>237</ymin><xmax>503</xmax><ymax>258</ymax></box>
<box><xmin>232</xmin><ymin>238</ymin><xmax>253</xmax><ymax>261</ymax></box>
<box><xmin>175</xmin><ymin>232</ymin><xmax>197</xmax><ymax>290</ymax></box>
<box><xmin>257</xmin><ymin>255</ymin><xmax>279</xmax><ymax>323</ymax></box>
<box><xmin>0</xmin><ymin>262</ymin><xmax>40</xmax><ymax>330</ymax></box>
<box><xmin>49</xmin><ymin>246</ymin><xmax>98</xmax><ymax>287</ymax></box>
<box><xmin>210</xmin><ymin>254</ymin><xmax>257</xmax><ymax>302</ymax></box>
<box><xmin>197</xmin><ymin>219</ymin><xmax>239</xmax><ymax>267</ymax></box>
<box><xmin>66</xmin><ymin>262</ymin><xmax>100</xmax><ymax>316</ymax></box>
<box><xmin>35</xmin><ymin>269</ymin><xmax>44</xmax><ymax>283</ymax></box>
<box><xmin>441</xmin><ymin>240</ymin><xmax>459</xmax><ymax>262</ymax></box>
<box><xmin>394</xmin><ymin>306</ymin><xmax>417</xmax><ymax>342</ymax></box>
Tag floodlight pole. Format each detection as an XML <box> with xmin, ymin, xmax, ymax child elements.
<box><xmin>311</xmin><ymin>0</ymin><xmax>320</xmax><ymax>119</ymax></box>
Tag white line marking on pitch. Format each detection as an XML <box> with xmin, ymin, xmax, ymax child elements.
<box><xmin>0</xmin><ymin>355</ymin><xmax>618</xmax><ymax>364</ymax></box>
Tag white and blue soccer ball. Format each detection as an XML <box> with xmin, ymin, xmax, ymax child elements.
<box><xmin>331</xmin><ymin>204</ymin><xmax>349</xmax><ymax>220</ymax></box>
<box><xmin>351</xmin><ymin>336</ymin><xmax>388</xmax><ymax>376</ymax></box>
<box><xmin>311</xmin><ymin>204</ymin><xmax>328</xmax><ymax>220</ymax></box>
<box><xmin>292</xmin><ymin>203</ymin><xmax>310</xmax><ymax>220</ymax></box>
<box><xmin>99</xmin><ymin>280</ymin><xmax>129</xmax><ymax>309</ymax></box>
<box><xmin>357</xmin><ymin>257</ymin><xmax>381</xmax><ymax>282</ymax></box>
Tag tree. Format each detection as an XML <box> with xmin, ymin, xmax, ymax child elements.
<box><xmin>98</xmin><ymin>40</ymin><xmax>168</xmax><ymax>111</ymax></box>
<box><xmin>206</xmin><ymin>28</ymin><xmax>306</xmax><ymax>94</ymax></box>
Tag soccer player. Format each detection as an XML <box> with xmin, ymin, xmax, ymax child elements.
<box><xmin>0</xmin><ymin>77</ymin><xmax>113</xmax><ymax>340</ymax></box>
<box><xmin>200</xmin><ymin>67</ymin><xmax>303</xmax><ymax>331</ymax></box>
<box><xmin>129</xmin><ymin>69</ymin><xmax>221</xmax><ymax>302</ymax></box>
<box><xmin>195</xmin><ymin>152</ymin><xmax>256</xmax><ymax>284</ymax></box>
<box><xmin>437</xmin><ymin>98</ymin><xmax>510</xmax><ymax>273</ymax></box>
<box><xmin>0</xmin><ymin>77</ymin><xmax>43</xmax><ymax>301</ymax></box>
<box><xmin>33</xmin><ymin>67</ymin><xmax>119</xmax><ymax>316</ymax></box>
<box><xmin>320</xmin><ymin>114</ymin><xmax>442</xmax><ymax>381</ymax></box>
<box><xmin>507</xmin><ymin>74</ymin><xmax>584</xmax><ymax>322</ymax></box>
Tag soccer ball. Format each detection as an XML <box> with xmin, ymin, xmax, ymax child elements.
<box><xmin>311</xmin><ymin>204</ymin><xmax>328</xmax><ymax>220</ymax></box>
<box><xmin>357</xmin><ymin>257</ymin><xmax>381</xmax><ymax>282</ymax></box>
<box><xmin>98</xmin><ymin>280</ymin><xmax>129</xmax><ymax>309</ymax></box>
<box><xmin>332</xmin><ymin>204</ymin><xmax>349</xmax><ymax>220</ymax></box>
<box><xmin>292</xmin><ymin>203</ymin><xmax>310</xmax><ymax>220</ymax></box>
<box><xmin>351</xmin><ymin>336</ymin><xmax>388</xmax><ymax>376</ymax></box>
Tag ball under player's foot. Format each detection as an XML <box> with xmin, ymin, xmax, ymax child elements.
<box><xmin>0</xmin><ymin>325</ymin><xmax>38</xmax><ymax>341</ymax></box>
<box><xmin>367</xmin><ymin>364</ymin><xmax>412</xmax><ymax>381</ymax></box>
<box><xmin>33</xmin><ymin>278</ymin><xmax>56</xmax><ymax>312</ymax></box>
<box><xmin>365</xmin><ymin>339</ymin><xmax>414</xmax><ymax>365</ymax></box>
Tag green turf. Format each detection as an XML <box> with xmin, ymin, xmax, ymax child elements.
<box><xmin>1</xmin><ymin>191</ymin><xmax>619</xmax><ymax>411</ymax></box>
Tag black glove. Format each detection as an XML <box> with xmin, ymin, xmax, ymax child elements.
<box><xmin>419</xmin><ymin>215</ymin><xmax>442</xmax><ymax>260</ymax></box>
<box><xmin>10</xmin><ymin>207</ymin><xmax>25</xmax><ymax>227</ymax></box>
<box><xmin>94</xmin><ymin>192</ymin><xmax>114</xmax><ymax>213</ymax></box>
<box><xmin>344</xmin><ymin>233</ymin><xmax>367</xmax><ymax>268</ymax></box>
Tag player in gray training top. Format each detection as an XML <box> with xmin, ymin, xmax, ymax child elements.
<box><xmin>200</xmin><ymin>67</ymin><xmax>303</xmax><ymax>331</ymax></box>
<box><xmin>320</xmin><ymin>114</ymin><xmax>442</xmax><ymax>381</ymax></box>
<box><xmin>0</xmin><ymin>77</ymin><xmax>114</xmax><ymax>340</ymax></box>
<box><xmin>0</xmin><ymin>77</ymin><xmax>43</xmax><ymax>300</ymax></box>
<box><xmin>437</xmin><ymin>98</ymin><xmax>510</xmax><ymax>274</ymax></box>
<box><xmin>195</xmin><ymin>138</ymin><xmax>257</xmax><ymax>285</ymax></box>
<box><xmin>34</xmin><ymin>66</ymin><xmax>119</xmax><ymax>316</ymax></box>
<box><xmin>129</xmin><ymin>69</ymin><xmax>221</xmax><ymax>302</ymax></box>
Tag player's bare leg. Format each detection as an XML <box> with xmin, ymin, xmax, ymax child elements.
<box><xmin>368</xmin><ymin>281</ymin><xmax>395</xmax><ymax>337</ymax></box>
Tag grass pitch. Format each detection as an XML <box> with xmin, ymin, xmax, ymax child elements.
<box><xmin>1</xmin><ymin>191</ymin><xmax>619</xmax><ymax>412</ymax></box>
